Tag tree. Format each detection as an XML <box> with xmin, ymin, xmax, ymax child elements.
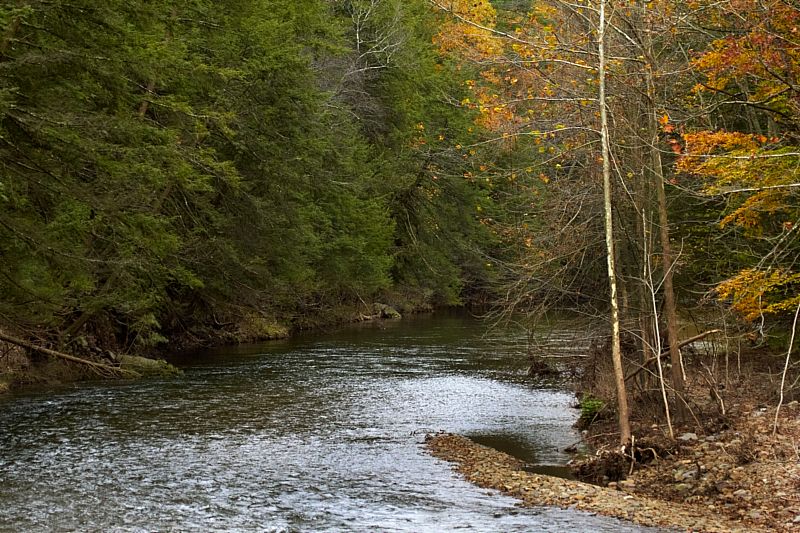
<box><xmin>677</xmin><ymin>0</ymin><xmax>800</xmax><ymax>326</ymax></box>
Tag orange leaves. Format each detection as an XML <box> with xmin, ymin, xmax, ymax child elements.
<box><xmin>676</xmin><ymin>131</ymin><xmax>799</xmax><ymax>238</ymax></box>
<box><xmin>433</xmin><ymin>0</ymin><xmax>502</xmax><ymax>60</ymax></box>
<box><xmin>690</xmin><ymin>1</ymin><xmax>800</xmax><ymax>111</ymax></box>
<box><xmin>683</xmin><ymin>130</ymin><xmax>761</xmax><ymax>155</ymax></box>
<box><xmin>717</xmin><ymin>269</ymin><xmax>800</xmax><ymax>321</ymax></box>
<box><xmin>676</xmin><ymin>130</ymin><xmax>761</xmax><ymax>177</ymax></box>
<box><xmin>720</xmin><ymin>189</ymin><xmax>785</xmax><ymax>229</ymax></box>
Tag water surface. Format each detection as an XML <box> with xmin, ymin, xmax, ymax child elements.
<box><xmin>0</xmin><ymin>312</ymin><xmax>662</xmax><ymax>531</ymax></box>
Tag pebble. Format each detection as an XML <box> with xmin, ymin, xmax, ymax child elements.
<box><xmin>426</xmin><ymin>433</ymin><xmax>757</xmax><ymax>533</ymax></box>
<box><xmin>678</xmin><ymin>432</ymin><xmax>698</xmax><ymax>441</ymax></box>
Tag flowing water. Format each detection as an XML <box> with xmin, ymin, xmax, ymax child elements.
<box><xmin>0</xmin><ymin>312</ymin><xmax>663</xmax><ymax>532</ymax></box>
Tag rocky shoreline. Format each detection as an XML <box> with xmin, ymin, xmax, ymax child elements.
<box><xmin>425</xmin><ymin>433</ymin><xmax>765</xmax><ymax>532</ymax></box>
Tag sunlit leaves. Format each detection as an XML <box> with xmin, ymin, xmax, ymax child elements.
<box><xmin>717</xmin><ymin>269</ymin><xmax>800</xmax><ymax>321</ymax></box>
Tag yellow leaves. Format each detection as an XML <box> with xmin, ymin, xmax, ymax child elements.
<box><xmin>717</xmin><ymin>269</ymin><xmax>800</xmax><ymax>321</ymax></box>
<box><xmin>433</xmin><ymin>0</ymin><xmax>502</xmax><ymax>59</ymax></box>
<box><xmin>480</xmin><ymin>71</ymin><xmax>501</xmax><ymax>84</ymax></box>
<box><xmin>677</xmin><ymin>130</ymin><xmax>761</xmax><ymax>176</ymax></box>
<box><xmin>720</xmin><ymin>190</ymin><xmax>785</xmax><ymax>229</ymax></box>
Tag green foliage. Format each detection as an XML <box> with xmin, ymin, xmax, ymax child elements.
<box><xmin>0</xmin><ymin>0</ymin><xmax>499</xmax><ymax>349</ymax></box>
<box><xmin>579</xmin><ymin>395</ymin><xmax>606</xmax><ymax>426</ymax></box>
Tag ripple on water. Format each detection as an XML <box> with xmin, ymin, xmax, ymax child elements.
<box><xmin>0</xmin><ymin>314</ymin><xmax>667</xmax><ymax>532</ymax></box>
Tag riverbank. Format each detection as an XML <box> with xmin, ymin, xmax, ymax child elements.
<box><xmin>569</xmin><ymin>340</ymin><xmax>800</xmax><ymax>532</ymax></box>
<box><xmin>426</xmin><ymin>433</ymin><xmax>761</xmax><ymax>532</ymax></box>
<box><xmin>577</xmin><ymin>398</ymin><xmax>800</xmax><ymax>532</ymax></box>
<box><xmin>0</xmin><ymin>296</ymin><xmax>416</xmax><ymax>395</ymax></box>
<box><xmin>425</xmin><ymin>340</ymin><xmax>800</xmax><ymax>532</ymax></box>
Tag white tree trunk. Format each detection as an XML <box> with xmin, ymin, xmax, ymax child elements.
<box><xmin>598</xmin><ymin>0</ymin><xmax>631</xmax><ymax>445</ymax></box>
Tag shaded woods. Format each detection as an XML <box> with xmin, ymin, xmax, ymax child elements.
<box><xmin>0</xmin><ymin>0</ymin><xmax>499</xmax><ymax>364</ymax></box>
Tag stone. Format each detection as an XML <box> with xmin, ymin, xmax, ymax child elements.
<box><xmin>678</xmin><ymin>432</ymin><xmax>698</xmax><ymax>442</ymax></box>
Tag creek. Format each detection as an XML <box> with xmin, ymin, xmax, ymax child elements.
<box><xmin>0</xmin><ymin>312</ymin><xmax>662</xmax><ymax>532</ymax></box>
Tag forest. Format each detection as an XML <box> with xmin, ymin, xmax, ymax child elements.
<box><xmin>0</xmin><ymin>0</ymin><xmax>500</xmax><ymax>354</ymax></box>
<box><xmin>2</xmin><ymin>0</ymin><xmax>800</xmax><ymax>529</ymax></box>
<box><xmin>1</xmin><ymin>0</ymin><xmax>799</xmax><ymax>426</ymax></box>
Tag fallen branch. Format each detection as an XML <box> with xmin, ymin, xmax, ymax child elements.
<box><xmin>0</xmin><ymin>331</ymin><xmax>140</xmax><ymax>378</ymax></box>
<box><xmin>625</xmin><ymin>329</ymin><xmax>722</xmax><ymax>383</ymax></box>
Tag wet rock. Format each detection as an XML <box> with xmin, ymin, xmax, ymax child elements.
<box><xmin>373</xmin><ymin>303</ymin><xmax>401</xmax><ymax>319</ymax></box>
<box><xmin>117</xmin><ymin>354</ymin><xmax>182</xmax><ymax>377</ymax></box>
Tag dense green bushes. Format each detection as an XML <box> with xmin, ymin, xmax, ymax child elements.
<box><xmin>0</xmin><ymin>0</ymin><xmax>497</xmax><ymax>350</ymax></box>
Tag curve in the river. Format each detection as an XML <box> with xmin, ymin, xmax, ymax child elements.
<box><xmin>0</xmin><ymin>313</ymin><xmax>665</xmax><ymax>532</ymax></box>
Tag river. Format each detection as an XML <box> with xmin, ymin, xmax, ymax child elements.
<box><xmin>0</xmin><ymin>312</ymin><xmax>662</xmax><ymax>532</ymax></box>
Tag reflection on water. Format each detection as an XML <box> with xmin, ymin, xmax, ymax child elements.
<box><xmin>0</xmin><ymin>312</ymin><xmax>663</xmax><ymax>532</ymax></box>
<box><xmin>467</xmin><ymin>433</ymin><xmax>577</xmax><ymax>480</ymax></box>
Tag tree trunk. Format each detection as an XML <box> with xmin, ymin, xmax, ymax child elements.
<box><xmin>647</xmin><ymin>68</ymin><xmax>687</xmax><ymax>422</ymax></box>
<box><xmin>598</xmin><ymin>0</ymin><xmax>631</xmax><ymax>446</ymax></box>
<box><xmin>0</xmin><ymin>331</ymin><xmax>138</xmax><ymax>377</ymax></box>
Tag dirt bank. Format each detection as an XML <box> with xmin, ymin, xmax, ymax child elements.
<box><xmin>426</xmin><ymin>432</ymin><xmax>762</xmax><ymax>532</ymax></box>
<box><xmin>577</xmin><ymin>401</ymin><xmax>800</xmax><ymax>532</ymax></box>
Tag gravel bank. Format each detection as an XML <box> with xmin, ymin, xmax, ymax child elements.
<box><xmin>426</xmin><ymin>433</ymin><xmax>762</xmax><ymax>532</ymax></box>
